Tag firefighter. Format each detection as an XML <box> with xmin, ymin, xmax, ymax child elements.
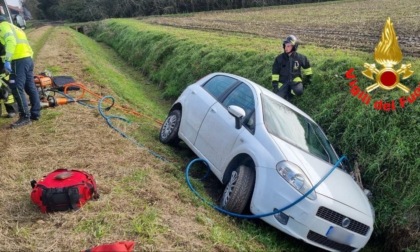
<box><xmin>0</xmin><ymin>72</ymin><xmax>18</xmax><ymax>118</ymax></box>
<box><xmin>0</xmin><ymin>15</ymin><xmax>40</xmax><ymax>128</ymax></box>
<box><xmin>272</xmin><ymin>35</ymin><xmax>312</xmax><ymax>101</ymax></box>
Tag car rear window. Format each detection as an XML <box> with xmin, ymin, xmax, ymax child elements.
<box><xmin>202</xmin><ymin>75</ymin><xmax>238</xmax><ymax>99</ymax></box>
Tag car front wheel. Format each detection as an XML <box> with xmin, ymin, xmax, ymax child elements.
<box><xmin>159</xmin><ymin>109</ymin><xmax>181</xmax><ymax>145</ymax></box>
<box><xmin>220</xmin><ymin>165</ymin><xmax>255</xmax><ymax>214</ymax></box>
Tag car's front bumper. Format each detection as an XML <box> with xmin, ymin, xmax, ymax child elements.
<box><xmin>251</xmin><ymin>166</ymin><xmax>374</xmax><ymax>252</ymax></box>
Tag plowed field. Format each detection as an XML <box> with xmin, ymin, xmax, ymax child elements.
<box><xmin>143</xmin><ymin>0</ymin><xmax>420</xmax><ymax>57</ymax></box>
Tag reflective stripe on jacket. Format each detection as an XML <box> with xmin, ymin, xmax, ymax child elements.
<box><xmin>0</xmin><ymin>78</ymin><xmax>15</xmax><ymax>104</ymax></box>
<box><xmin>272</xmin><ymin>51</ymin><xmax>312</xmax><ymax>86</ymax></box>
<box><xmin>0</xmin><ymin>21</ymin><xmax>33</xmax><ymax>61</ymax></box>
<box><xmin>5</xmin><ymin>91</ymin><xmax>15</xmax><ymax>104</ymax></box>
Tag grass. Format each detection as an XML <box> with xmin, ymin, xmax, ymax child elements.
<box><xmin>131</xmin><ymin>207</ymin><xmax>166</xmax><ymax>243</ymax></box>
<box><xmin>27</xmin><ymin>26</ymin><xmax>54</xmax><ymax>60</ymax></box>
<box><xmin>85</xmin><ymin>14</ymin><xmax>420</xmax><ymax>250</ymax></box>
<box><xmin>2</xmin><ymin>0</ymin><xmax>418</xmax><ymax>250</ymax></box>
<box><xmin>22</xmin><ymin>24</ymin><xmax>318</xmax><ymax>251</ymax></box>
<box><xmin>75</xmin><ymin>213</ymin><xmax>111</xmax><ymax>239</ymax></box>
<box><xmin>4</xmin><ymin>25</ymin><xmax>310</xmax><ymax>251</ymax></box>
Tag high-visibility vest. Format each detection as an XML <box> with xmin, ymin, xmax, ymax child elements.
<box><xmin>0</xmin><ymin>21</ymin><xmax>33</xmax><ymax>61</ymax></box>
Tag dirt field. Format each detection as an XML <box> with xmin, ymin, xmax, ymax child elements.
<box><xmin>143</xmin><ymin>0</ymin><xmax>420</xmax><ymax>57</ymax></box>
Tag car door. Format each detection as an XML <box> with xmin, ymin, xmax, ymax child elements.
<box><xmin>194</xmin><ymin>82</ymin><xmax>255</xmax><ymax>171</ymax></box>
<box><xmin>180</xmin><ymin>75</ymin><xmax>239</xmax><ymax>144</ymax></box>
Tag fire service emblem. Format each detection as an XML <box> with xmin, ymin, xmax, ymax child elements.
<box><xmin>362</xmin><ymin>18</ymin><xmax>413</xmax><ymax>93</ymax></box>
<box><xmin>345</xmin><ymin>18</ymin><xmax>419</xmax><ymax>111</ymax></box>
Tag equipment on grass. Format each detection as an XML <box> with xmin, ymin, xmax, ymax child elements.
<box><xmin>30</xmin><ymin>169</ymin><xmax>99</xmax><ymax>213</ymax></box>
<box><xmin>34</xmin><ymin>73</ymin><xmax>81</xmax><ymax>100</ymax></box>
<box><xmin>40</xmin><ymin>96</ymin><xmax>90</xmax><ymax>108</ymax></box>
<box><xmin>33</xmin><ymin>71</ymin><xmax>164</xmax><ymax>127</ymax></box>
<box><xmin>83</xmin><ymin>241</ymin><xmax>135</xmax><ymax>252</ymax></box>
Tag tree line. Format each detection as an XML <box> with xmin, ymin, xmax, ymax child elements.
<box><xmin>26</xmin><ymin>0</ymin><xmax>335</xmax><ymax>22</ymax></box>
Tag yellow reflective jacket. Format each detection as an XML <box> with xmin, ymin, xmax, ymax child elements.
<box><xmin>0</xmin><ymin>21</ymin><xmax>33</xmax><ymax>61</ymax></box>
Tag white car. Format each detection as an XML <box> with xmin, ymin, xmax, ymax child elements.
<box><xmin>159</xmin><ymin>72</ymin><xmax>374</xmax><ymax>251</ymax></box>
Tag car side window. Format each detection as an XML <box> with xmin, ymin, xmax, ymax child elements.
<box><xmin>202</xmin><ymin>75</ymin><xmax>238</xmax><ymax>99</ymax></box>
<box><xmin>222</xmin><ymin>83</ymin><xmax>255</xmax><ymax>131</ymax></box>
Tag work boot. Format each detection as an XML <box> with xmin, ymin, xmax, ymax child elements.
<box><xmin>30</xmin><ymin>115</ymin><xmax>40</xmax><ymax>121</ymax></box>
<box><xmin>10</xmin><ymin>117</ymin><xmax>32</xmax><ymax>129</ymax></box>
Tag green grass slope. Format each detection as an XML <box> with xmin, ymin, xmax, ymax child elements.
<box><xmin>87</xmin><ymin>18</ymin><xmax>420</xmax><ymax>250</ymax></box>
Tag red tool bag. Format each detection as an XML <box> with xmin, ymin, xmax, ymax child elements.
<box><xmin>83</xmin><ymin>241</ymin><xmax>135</xmax><ymax>252</ymax></box>
<box><xmin>30</xmin><ymin>169</ymin><xmax>99</xmax><ymax>213</ymax></box>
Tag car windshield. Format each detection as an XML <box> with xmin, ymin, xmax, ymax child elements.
<box><xmin>262</xmin><ymin>94</ymin><xmax>338</xmax><ymax>164</ymax></box>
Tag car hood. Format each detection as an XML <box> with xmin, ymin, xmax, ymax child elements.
<box><xmin>272</xmin><ymin>136</ymin><xmax>373</xmax><ymax>217</ymax></box>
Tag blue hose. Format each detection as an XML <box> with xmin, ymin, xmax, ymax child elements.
<box><xmin>52</xmin><ymin>92</ymin><xmax>169</xmax><ymax>161</ymax></box>
<box><xmin>185</xmin><ymin>156</ymin><xmax>347</xmax><ymax>219</ymax></box>
<box><xmin>97</xmin><ymin>96</ymin><xmax>169</xmax><ymax>162</ymax></box>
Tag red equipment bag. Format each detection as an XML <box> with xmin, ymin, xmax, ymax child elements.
<box><xmin>30</xmin><ymin>169</ymin><xmax>99</xmax><ymax>213</ymax></box>
<box><xmin>83</xmin><ymin>241</ymin><xmax>135</xmax><ymax>252</ymax></box>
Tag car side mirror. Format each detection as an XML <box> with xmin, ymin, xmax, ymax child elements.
<box><xmin>228</xmin><ymin>105</ymin><xmax>246</xmax><ymax>129</ymax></box>
<box><xmin>15</xmin><ymin>15</ymin><xmax>26</xmax><ymax>29</ymax></box>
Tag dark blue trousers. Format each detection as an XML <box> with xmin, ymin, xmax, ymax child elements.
<box><xmin>8</xmin><ymin>57</ymin><xmax>41</xmax><ymax>119</ymax></box>
<box><xmin>277</xmin><ymin>82</ymin><xmax>304</xmax><ymax>101</ymax></box>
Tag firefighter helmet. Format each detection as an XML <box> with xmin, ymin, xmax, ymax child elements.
<box><xmin>283</xmin><ymin>35</ymin><xmax>299</xmax><ymax>51</ymax></box>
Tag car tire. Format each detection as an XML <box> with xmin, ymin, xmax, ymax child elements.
<box><xmin>220</xmin><ymin>165</ymin><xmax>255</xmax><ymax>214</ymax></box>
<box><xmin>159</xmin><ymin>109</ymin><xmax>181</xmax><ymax>145</ymax></box>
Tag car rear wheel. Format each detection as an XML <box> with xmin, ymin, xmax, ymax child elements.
<box><xmin>220</xmin><ymin>165</ymin><xmax>255</xmax><ymax>213</ymax></box>
<box><xmin>159</xmin><ymin>109</ymin><xmax>181</xmax><ymax>145</ymax></box>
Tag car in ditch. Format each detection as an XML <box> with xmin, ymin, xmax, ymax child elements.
<box><xmin>159</xmin><ymin>72</ymin><xmax>374</xmax><ymax>251</ymax></box>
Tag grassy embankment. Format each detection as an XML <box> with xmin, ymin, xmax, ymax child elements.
<box><xmin>87</xmin><ymin>18</ymin><xmax>420</xmax><ymax>250</ymax></box>
<box><xmin>67</xmin><ymin>23</ymin><xmax>314</xmax><ymax>251</ymax></box>
<box><xmin>0</xmin><ymin>25</ymin><xmax>317</xmax><ymax>251</ymax></box>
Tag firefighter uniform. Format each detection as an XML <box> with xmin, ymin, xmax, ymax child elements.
<box><xmin>272</xmin><ymin>35</ymin><xmax>312</xmax><ymax>101</ymax></box>
<box><xmin>0</xmin><ymin>16</ymin><xmax>40</xmax><ymax>128</ymax></box>
<box><xmin>0</xmin><ymin>74</ymin><xmax>18</xmax><ymax>117</ymax></box>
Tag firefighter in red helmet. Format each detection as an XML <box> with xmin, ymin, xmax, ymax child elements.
<box><xmin>272</xmin><ymin>35</ymin><xmax>312</xmax><ymax>101</ymax></box>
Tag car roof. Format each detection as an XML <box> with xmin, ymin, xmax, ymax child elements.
<box><xmin>207</xmin><ymin>72</ymin><xmax>318</xmax><ymax>124</ymax></box>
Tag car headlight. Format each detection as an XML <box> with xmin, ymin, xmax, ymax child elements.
<box><xmin>276</xmin><ymin>161</ymin><xmax>316</xmax><ymax>200</ymax></box>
